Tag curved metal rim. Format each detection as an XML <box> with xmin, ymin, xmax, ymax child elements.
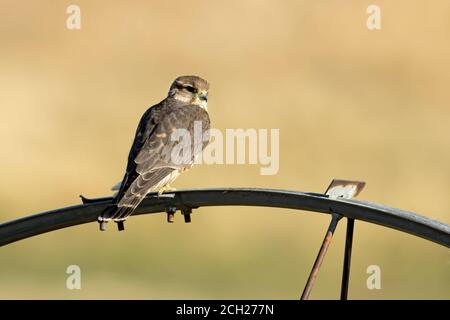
<box><xmin>0</xmin><ymin>188</ymin><xmax>449</xmax><ymax>247</ymax></box>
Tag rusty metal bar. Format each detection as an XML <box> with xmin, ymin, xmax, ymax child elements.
<box><xmin>340</xmin><ymin>218</ymin><xmax>355</xmax><ymax>300</ymax></box>
<box><xmin>300</xmin><ymin>213</ymin><xmax>342</xmax><ymax>300</ymax></box>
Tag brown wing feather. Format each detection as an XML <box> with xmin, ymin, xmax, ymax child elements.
<box><xmin>101</xmin><ymin>101</ymin><xmax>210</xmax><ymax>222</ymax></box>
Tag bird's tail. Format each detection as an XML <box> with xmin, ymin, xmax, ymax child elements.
<box><xmin>97</xmin><ymin>200</ymin><xmax>143</xmax><ymax>231</ymax></box>
<box><xmin>98</xmin><ymin>205</ymin><xmax>116</xmax><ymax>231</ymax></box>
<box><xmin>98</xmin><ymin>205</ymin><xmax>118</xmax><ymax>222</ymax></box>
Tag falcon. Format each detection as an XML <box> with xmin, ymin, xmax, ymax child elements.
<box><xmin>98</xmin><ymin>75</ymin><xmax>210</xmax><ymax>231</ymax></box>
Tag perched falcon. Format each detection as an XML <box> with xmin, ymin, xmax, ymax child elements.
<box><xmin>98</xmin><ymin>75</ymin><xmax>210</xmax><ymax>231</ymax></box>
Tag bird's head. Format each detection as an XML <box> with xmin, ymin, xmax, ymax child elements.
<box><xmin>168</xmin><ymin>75</ymin><xmax>209</xmax><ymax>110</ymax></box>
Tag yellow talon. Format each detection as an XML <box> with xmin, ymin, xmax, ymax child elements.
<box><xmin>158</xmin><ymin>185</ymin><xmax>177</xmax><ymax>196</ymax></box>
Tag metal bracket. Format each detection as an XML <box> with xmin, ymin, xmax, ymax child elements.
<box><xmin>165</xmin><ymin>206</ymin><xmax>177</xmax><ymax>223</ymax></box>
<box><xmin>182</xmin><ymin>207</ymin><xmax>192</xmax><ymax>223</ymax></box>
<box><xmin>325</xmin><ymin>179</ymin><xmax>365</xmax><ymax>200</ymax></box>
<box><xmin>165</xmin><ymin>205</ymin><xmax>195</xmax><ymax>224</ymax></box>
<box><xmin>116</xmin><ymin>221</ymin><xmax>125</xmax><ymax>231</ymax></box>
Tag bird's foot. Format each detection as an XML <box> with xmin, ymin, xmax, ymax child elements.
<box><xmin>157</xmin><ymin>185</ymin><xmax>177</xmax><ymax>197</ymax></box>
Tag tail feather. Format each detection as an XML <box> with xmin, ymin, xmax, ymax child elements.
<box><xmin>97</xmin><ymin>167</ymin><xmax>178</xmax><ymax>228</ymax></box>
<box><xmin>98</xmin><ymin>205</ymin><xmax>136</xmax><ymax>231</ymax></box>
<box><xmin>98</xmin><ymin>198</ymin><xmax>143</xmax><ymax>222</ymax></box>
<box><xmin>98</xmin><ymin>205</ymin><xmax>119</xmax><ymax>222</ymax></box>
<box><xmin>114</xmin><ymin>195</ymin><xmax>145</xmax><ymax>221</ymax></box>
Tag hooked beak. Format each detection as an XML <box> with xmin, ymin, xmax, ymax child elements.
<box><xmin>199</xmin><ymin>92</ymin><xmax>208</xmax><ymax>102</ymax></box>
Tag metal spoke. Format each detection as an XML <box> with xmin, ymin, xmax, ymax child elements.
<box><xmin>300</xmin><ymin>213</ymin><xmax>342</xmax><ymax>300</ymax></box>
<box><xmin>340</xmin><ymin>218</ymin><xmax>355</xmax><ymax>300</ymax></box>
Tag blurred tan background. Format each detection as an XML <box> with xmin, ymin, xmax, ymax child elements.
<box><xmin>0</xmin><ymin>0</ymin><xmax>449</xmax><ymax>299</ymax></box>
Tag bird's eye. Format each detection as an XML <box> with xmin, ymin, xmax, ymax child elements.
<box><xmin>184</xmin><ymin>86</ymin><xmax>197</xmax><ymax>94</ymax></box>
